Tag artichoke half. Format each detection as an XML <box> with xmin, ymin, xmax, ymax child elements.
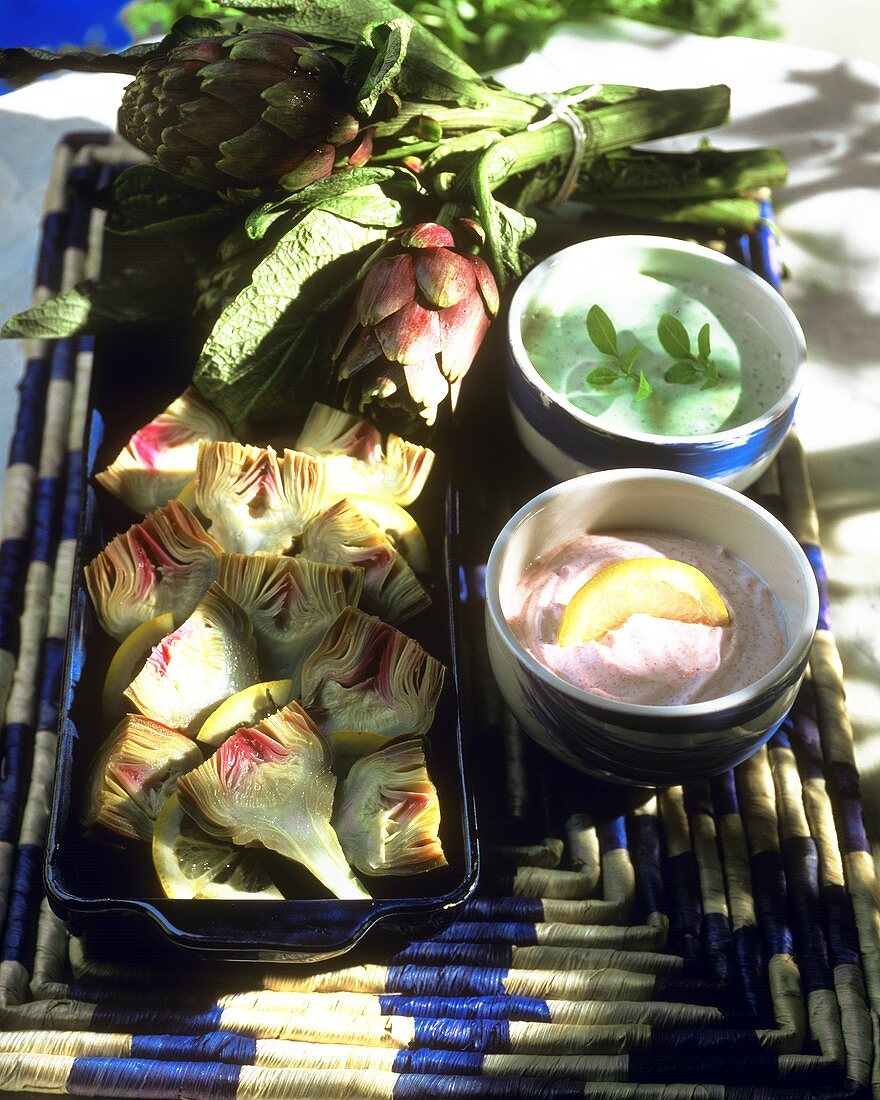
<box><xmin>96</xmin><ymin>387</ymin><xmax>234</xmax><ymax>514</ymax></box>
<box><xmin>334</xmin><ymin>736</ymin><xmax>447</xmax><ymax>876</ymax></box>
<box><xmin>217</xmin><ymin>554</ymin><xmax>363</xmax><ymax>690</ymax></box>
<box><xmin>83</xmin><ymin>715</ymin><xmax>203</xmax><ymax>843</ymax></box>
<box><xmin>84</xmin><ymin>500</ymin><xmax>222</xmax><ymax>640</ymax></box>
<box><xmin>295</xmin><ymin>403</ymin><xmax>435</xmax><ymax>507</ymax></box>
<box><xmin>299</xmin><ymin>500</ymin><xmax>430</xmax><ymax>623</ymax></box>
<box><xmin>196</xmin><ymin>441</ymin><xmax>327</xmax><ymax>554</ymax></box>
<box><xmin>118</xmin><ymin>30</ymin><xmax>371</xmax><ymax>195</ymax></box>
<box><xmin>177</xmin><ymin>702</ymin><xmax>369</xmax><ymax>900</ymax></box>
<box><xmin>124</xmin><ymin>582</ymin><xmax>260</xmax><ymax>734</ymax></box>
<box><xmin>300</xmin><ymin>607</ymin><xmax>445</xmax><ymax>745</ymax></box>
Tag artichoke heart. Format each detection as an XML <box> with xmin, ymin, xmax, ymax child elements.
<box><xmin>195</xmin><ymin>441</ymin><xmax>326</xmax><ymax>554</ymax></box>
<box><xmin>177</xmin><ymin>702</ymin><xmax>370</xmax><ymax>900</ymax></box>
<box><xmin>334</xmin><ymin>736</ymin><xmax>447</xmax><ymax>876</ymax></box>
<box><xmin>96</xmin><ymin>387</ymin><xmax>234</xmax><ymax>514</ymax></box>
<box><xmin>124</xmin><ymin>582</ymin><xmax>260</xmax><ymax>734</ymax></box>
<box><xmin>300</xmin><ymin>607</ymin><xmax>445</xmax><ymax>743</ymax></box>
<box><xmin>295</xmin><ymin>403</ymin><xmax>434</xmax><ymax>506</ymax></box>
<box><xmin>84</xmin><ymin>500</ymin><xmax>222</xmax><ymax>641</ymax></box>
<box><xmin>83</xmin><ymin>715</ymin><xmax>203</xmax><ymax>843</ymax></box>
<box><xmin>299</xmin><ymin>500</ymin><xmax>430</xmax><ymax>623</ymax></box>
<box><xmin>218</xmin><ymin>554</ymin><xmax>363</xmax><ymax>690</ymax></box>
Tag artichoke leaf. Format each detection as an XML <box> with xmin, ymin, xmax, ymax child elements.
<box><xmin>299</xmin><ymin>500</ymin><xmax>430</xmax><ymax>622</ymax></box>
<box><xmin>178</xmin><ymin>702</ymin><xmax>369</xmax><ymax>899</ymax></box>
<box><xmin>300</xmin><ymin>607</ymin><xmax>444</xmax><ymax>742</ymax></box>
<box><xmin>83</xmin><ymin>716</ymin><xmax>203</xmax><ymax>844</ymax></box>
<box><xmin>296</xmin><ymin>402</ymin><xmax>434</xmax><ymax>505</ymax></box>
<box><xmin>96</xmin><ymin>387</ymin><xmax>235</xmax><ymax>514</ymax></box>
<box><xmin>195</xmin><ymin>441</ymin><xmax>327</xmax><ymax>554</ymax></box>
<box><xmin>334</xmin><ymin>736</ymin><xmax>446</xmax><ymax>875</ymax></box>
<box><xmin>217</xmin><ymin>554</ymin><xmax>362</xmax><ymax>690</ymax></box>
<box><xmin>124</xmin><ymin>582</ymin><xmax>260</xmax><ymax>734</ymax></box>
<box><xmin>84</xmin><ymin>500</ymin><xmax>222</xmax><ymax>640</ymax></box>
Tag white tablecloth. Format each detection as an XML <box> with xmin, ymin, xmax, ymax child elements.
<box><xmin>1</xmin><ymin>20</ymin><xmax>879</xmax><ymax>847</ymax></box>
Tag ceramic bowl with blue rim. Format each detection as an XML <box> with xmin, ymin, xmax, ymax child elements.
<box><xmin>507</xmin><ymin>236</ymin><xmax>806</xmax><ymax>491</ymax></box>
<box><xmin>484</xmin><ymin>470</ymin><xmax>819</xmax><ymax>786</ymax></box>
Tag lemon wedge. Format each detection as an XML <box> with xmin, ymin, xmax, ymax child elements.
<box><xmin>195</xmin><ymin>679</ymin><xmax>296</xmax><ymax>749</ymax></box>
<box><xmin>152</xmin><ymin>794</ymin><xmax>282</xmax><ymax>900</ymax></box>
<box><xmin>326</xmin><ymin>729</ymin><xmax>391</xmax><ymax>759</ymax></box>
<box><xmin>557</xmin><ymin>557</ymin><xmax>730</xmax><ymax>648</ymax></box>
<box><xmin>102</xmin><ymin>613</ymin><xmax>175</xmax><ymax>721</ymax></box>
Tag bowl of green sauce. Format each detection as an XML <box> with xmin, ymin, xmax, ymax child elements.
<box><xmin>507</xmin><ymin>235</ymin><xmax>806</xmax><ymax>489</ymax></box>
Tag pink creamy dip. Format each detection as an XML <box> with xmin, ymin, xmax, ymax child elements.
<box><xmin>508</xmin><ymin>530</ymin><xmax>787</xmax><ymax>706</ymax></box>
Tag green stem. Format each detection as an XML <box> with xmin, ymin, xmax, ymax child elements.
<box><xmin>590</xmin><ymin>196</ymin><xmax>765</xmax><ymax>232</ymax></box>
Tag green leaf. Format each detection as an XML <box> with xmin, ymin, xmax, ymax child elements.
<box><xmin>108</xmin><ymin>164</ymin><xmax>234</xmax><ymax>237</ymax></box>
<box><xmin>243</xmin><ymin>167</ymin><xmax>402</xmax><ymax>240</ymax></box>
<box><xmin>587</xmin><ymin>366</ymin><xmax>620</xmax><ymax>387</ymax></box>
<box><xmin>657</xmin><ymin>313</ymin><xmax>693</xmax><ymax>360</ymax></box>
<box><xmin>698</xmin><ymin>322</ymin><xmax>711</xmax><ymax>362</ymax></box>
<box><xmin>622</xmin><ymin>343</ymin><xmax>641</xmax><ymax>376</ymax></box>
<box><xmin>664</xmin><ymin>361</ymin><xmax>698</xmax><ymax>385</ymax></box>
<box><xmin>701</xmin><ymin>358</ymin><xmax>720</xmax><ymax>389</ymax></box>
<box><xmin>586</xmin><ymin>305</ymin><xmax>618</xmax><ymax>357</ymax></box>
<box><xmin>346</xmin><ymin>18</ymin><xmax>410</xmax><ymax>118</ymax></box>
<box><xmin>1</xmin><ymin>272</ymin><xmax>194</xmax><ymax>340</ymax></box>
<box><xmin>635</xmin><ymin>370</ymin><xmax>653</xmax><ymax>401</ymax></box>
<box><xmin>193</xmin><ymin>183</ymin><xmax>410</xmax><ymax>427</ymax></box>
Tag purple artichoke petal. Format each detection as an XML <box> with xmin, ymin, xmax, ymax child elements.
<box><xmin>226</xmin><ymin>31</ymin><xmax>311</xmax><ymax>65</ymax></box>
<box><xmin>401</xmin><ymin>358</ymin><xmax>449</xmax><ymax>411</ymax></box>
<box><xmin>338</xmin><ymin>330</ymin><xmax>384</xmax><ymax>379</ymax></box>
<box><xmin>345</xmin><ymin>128</ymin><xmax>373</xmax><ymax>168</ymax></box>
<box><xmin>326</xmin><ymin>114</ymin><xmax>361</xmax><ymax>146</ymax></box>
<box><xmin>170</xmin><ymin>39</ymin><xmax>226</xmax><ymax>64</ymax></box>
<box><xmin>278</xmin><ymin>144</ymin><xmax>336</xmax><ymax>191</ymax></box>
<box><xmin>217</xmin><ymin>122</ymin><xmax>308</xmax><ymax>183</ymax></box>
<box><xmin>357</xmin><ymin>254</ymin><xmax>416</xmax><ymax>327</ymax></box>
<box><xmin>176</xmin><ymin>98</ymin><xmax>247</xmax><ymax>149</ymax></box>
<box><xmin>438</xmin><ymin>293</ymin><xmax>491</xmax><ymax>383</ymax></box>
<box><xmin>472</xmin><ymin>256</ymin><xmax>500</xmax><ymax>317</ymax></box>
<box><xmin>412</xmin><ymin>247</ymin><xmax>476</xmax><ymax>309</ymax></box>
<box><xmin>198</xmin><ymin>60</ymin><xmax>288</xmax><ymax>106</ymax></box>
<box><xmin>400</xmin><ymin>224</ymin><xmax>455</xmax><ymax>250</ymax></box>
<box><xmin>261</xmin><ymin>80</ymin><xmax>333</xmax><ymax>142</ymax></box>
<box><xmin>375</xmin><ymin>301</ymin><xmax>442</xmax><ymax>367</ymax></box>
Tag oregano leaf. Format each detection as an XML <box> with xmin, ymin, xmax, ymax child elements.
<box><xmin>665</xmin><ymin>361</ymin><xmax>698</xmax><ymax>384</ymax></box>
<box><xmin>586</xmin><ymin>304</ymin><xmax>618</xmax><ymax>357</ymax></box>
<box><xmin>698</xmin><ymin>322</ymin><xmax>711</xmax><ymax>362</ymax></box>
<box><xmin>701</xmin><ymin>358</ymin><xmax>720</xmax><ymax>389</ymax></box>
<box><xmin>622</xmin><ymin>344</ymin><xmax>641</xmax><ymax>375</ymax></box>
<box><xmin>657</xmin><ymin>313</ymin><xmax>692</xmax><ymax>360</ymax></box>
<box><xmin>587</xmin><ymin>366</ymin><xmax>619</xmax><ymax>387</ymax></box>
<box><xmin>635</xmin><ymin>370</ymin><xmax>653</xmax><ymax>401</ymax></box>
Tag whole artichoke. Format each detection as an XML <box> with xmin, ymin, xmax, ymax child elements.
<box><xmin>335</xmin><ymin>222</ymin><xmax>499</xmax><ymax>427</ymax></box>
<box><xmin>118</xmin><ymin>30</ymin><xmax>371</xmax><ymax>193</ymax></box>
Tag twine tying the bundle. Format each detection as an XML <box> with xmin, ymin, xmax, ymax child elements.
<box><xmin>528</xmin><ymin>85</ymin><xmax>601</xmax><ymax>205</ymax></box>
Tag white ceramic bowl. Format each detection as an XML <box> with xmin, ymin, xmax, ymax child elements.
<box><xmin>485</xmin><ymin>470</ymin><xmax>819</xmax><ymax>786</ymax></box>
<box><xmin>507</xmin><ymin>236</ymin><xmax>806</xmax><ymax>491</ymax></box>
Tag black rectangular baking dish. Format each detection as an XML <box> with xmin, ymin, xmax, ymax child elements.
<box><xmin>45</xmin><ymin>319</ymin><xmax>479</xmax><ymax>963</ymax></box>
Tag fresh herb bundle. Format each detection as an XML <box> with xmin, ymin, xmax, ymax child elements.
<box><xmin>0</xmin><ymin>0</ymin><xmax>783</xmax><ymax>434</ymax></box>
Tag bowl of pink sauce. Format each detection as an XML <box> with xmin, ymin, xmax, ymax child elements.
<box><xmin>484</xmin><ymin>469</ymin><xmax>819</xmax><ymax>785</ymax></box>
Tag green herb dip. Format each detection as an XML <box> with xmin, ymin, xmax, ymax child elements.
<box><xmin>521</xmin><ymin>270</ymin><xmax>785</xmax><ymax>437</ymax></box>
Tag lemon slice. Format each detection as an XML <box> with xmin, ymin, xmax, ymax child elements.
<box><xmin>326</xmin><ymin>729</ymin><xmax>391</xmax><ymax>759</ymax></box>
<box><xmin>196</xmin><ymin>679</ymin><xmax>296</xmax><ymax>749</ymax></box>
<box><xmin>152</xmin><ymin>794</ymin><xmax>282</xmax><ymax>900</ymax></box>
<box><xmin>102</xmin><ymin>613</ymin><xmax>175</xmax><ymax>721</ymax></box>
<box><xmin>348</xmin><ymin>496</ymin><xmax>430</xmax><ymax>574</ymax></box>
<box><xmin>557</xmin><ymin>557</ymin><xmax>730</xmax><ymax>648</ymax></box>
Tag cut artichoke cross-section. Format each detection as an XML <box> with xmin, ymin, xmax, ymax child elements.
<box><xmin>217</xmin><ymin>554</ymin><xmax>363</xmax><ymax>690</ymax></box>
<box><xmin>84</xmin><ymin>500</ymin><xmax>222</xmax><ymax>641</ymax></box>
<box><xmin>82</xmin><ymin>715</ymin><xmax>203</xmax><ymax>843</ymax></box>
<box><xmin>125</xmin><ymin>582</ymin><xmax>260</xmax><ymax>734</ymax></box>
<box><xmin>334</xmin><ymin>736</ymin><xmax>447</xmax><ymax>876</ymax></box>
<box><xmin>295</xmin><ymin>403</ymin><xmax>435</xmax><ymax>506</ymax></box>
<box><xmin>195</xmin><ymin>441</ymin><xmax>327</xmax><ymax>554</ymax></box>
<box><xmin>96</xmin><ymin>387</ymin><xmax>234</xmax><ymax>514</ymax></box>
<box><xmin>177</xmin><ymin>702</ymin><xmax>369</xmax><ymax>900</ymax></box>
<box><xmin>299</xmin><ymin>500</ymin><xmax>430</xmax><ymax>623</ymax></box>
<box><xmin>300</xmin><ymin>607</ymin><xmax>445</xmax><ymax>746</ymax></box>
